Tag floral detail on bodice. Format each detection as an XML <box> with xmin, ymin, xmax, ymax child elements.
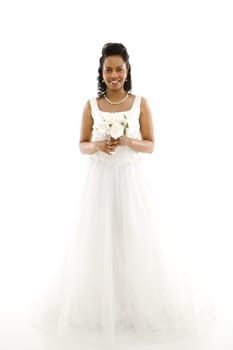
<box><xmin>93</xmin><ymin>113</ymin><xmax>129</xmax><ymax>140</ymax></box>
<box><xmin>90</xmin><ymin>96</ymin><xmax>142</xmax><ymax>142</ymax></box>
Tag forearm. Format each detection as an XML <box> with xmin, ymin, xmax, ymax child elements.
<box><xmin>126</xmin><ymin>137</ymin><xmax>154</xmax><ymax>153</ymax></box>
<box><xmin>79</xmin><ymin>138</ymin><xmax>154</xmax><ymax>154</ymax></box>
<box><xmin>79</xmin><ymin>141</ymin><xmax>97</xmax><ymax>154</ymax></box>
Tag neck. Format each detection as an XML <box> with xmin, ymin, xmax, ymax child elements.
<box><xmin>104</xmin><ymin>91</ymin><xmax>129</xmax><ymax>105</ymax></box>
<box><xmin>105</xmin><ymin>90</ymin><xmax>127</xmax><ymax>98</ymax></box>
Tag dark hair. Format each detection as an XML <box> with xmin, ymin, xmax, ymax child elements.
<box><xmin>97</xmin><ymin>43</ymin><xmax>132</xmax><ymax>96</ymax></box>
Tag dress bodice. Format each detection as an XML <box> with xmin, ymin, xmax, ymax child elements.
<box><xmin>90</xmin><ymin>95</ymin><xmax>141</xmax><ymax>141</ymax></box>
<box><xmin>89</xmin><ymin>95</ymin><xmax>142</xmax><ymax>162</ymax></box>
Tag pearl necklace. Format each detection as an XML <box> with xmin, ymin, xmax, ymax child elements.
<box><xmin>104</xmin><ymin>92</ymin><xmax>129</xmax><ymax>105</ymax></box>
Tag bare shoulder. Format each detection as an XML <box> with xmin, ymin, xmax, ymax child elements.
<box><xmin>138</xmin><ymin>95</ymin><xmax>154</xmax><ymax>141</ymax></box>
<box><xmin>79</xmin><ymin>99</ymin><xmax>95</xmax><ymax>143</ymax></box>
<box><xmin>82</xmin><ymin>99</ymin><xmax>92</xmax><ymax>114</ymax></box>
<box><xmin>80</xmin><ymin>99</ymin><xmax>94</xmax><ymax>131</ymax></box>
<box><xmin>82</xmin><ymin>98</ymin><xmax>96</xmax><ymax>122</ymax></box>
<box><xmin>140</xmin><ymin>95</ymin><xmax>151</xmax><ymax>109</ymax></box>
<box><xmin>139</xmin><ymin>96</ymin><xmax>152</xmax><ymax>118</ymax></box>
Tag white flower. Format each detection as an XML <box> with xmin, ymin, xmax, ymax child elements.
<box><xmin>95</xmin><ymin>114</ymin><xmax>129</xmax><ymax>139</ymax></box>
<box><xmin>115</xmin><ymin>114</ymin><xmax>126</xmax><ymax>123</ymax></box>
<box><xmin>110</xmin><ymin>122</ymin><xmax>124</xmax><ymax>139</ymax></box>
<box><xmin>96</xmin><ymin>120</ymin><xmax>110</xmax><ymax>134</ymax></box>
<box><xmin>105</xmin><ymin>114</ymin><xmax>116</xmax><ymax>125</ymax></box>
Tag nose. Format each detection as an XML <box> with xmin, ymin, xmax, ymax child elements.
<box><xmin>110</xmin><ymin>70</ymin><xmax>118</xmax><ymax>78</ymax></box>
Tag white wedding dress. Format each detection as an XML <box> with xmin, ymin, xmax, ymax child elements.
<box><xmin>29</xmin><ymin>95</ymin><xmax>215</xmax><ymax>347</ymax></box>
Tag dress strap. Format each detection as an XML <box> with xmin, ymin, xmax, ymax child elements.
<box><xmin>132</xmin><ymin>95</ymin><xmax>141</xmax><ymax>110</ymax></box>
<box><xmin>89</xmin><ymin>97</ymin><xmax>99</xmax><ymax>115</ymax></box>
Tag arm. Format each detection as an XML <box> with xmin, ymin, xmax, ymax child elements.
<box><xmin>119</xmin><ymin>96</ymin><xmax>155</xmax><ymax>153</ymax></box>
<box><xmin>79</xmin><ymin>100</ymin><xmax>118</xmax><ymax>155</ymax></box>
<box><xmin>79</xmin><ymin>100</ymin><xmax>96</xmax><ymax>154</ymax></box>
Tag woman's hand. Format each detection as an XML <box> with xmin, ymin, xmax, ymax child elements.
<box><xmin>93</xmin><ymin>136</ymin><xmax>133</xmax><ymax>155</ymax></box>
<box><xmin>117</xmin><ymin>136</ymin><xmax>130</xmax><ymax>146</ymax></box>
<box><xmin>93</xmin><ymin>138</ymin><xmax>119</xmax><ymax>155</ymax></box>
<box><xmin>117</xmin><ymin>136</ymin><xmax>154</xmax><ymax>153</ymax></box>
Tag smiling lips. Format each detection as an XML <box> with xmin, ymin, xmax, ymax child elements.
<box><xmin>109</xmin><ymin>79</ymin><xmax>121</xmax><ymax>85</ymax></box>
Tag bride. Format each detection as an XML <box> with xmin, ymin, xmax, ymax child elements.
<box><xmin>29</xmin><ymin>42</ymin><xmax>215</xmax><ymax>347</ymax></box>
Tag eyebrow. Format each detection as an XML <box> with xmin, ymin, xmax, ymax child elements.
<box><xmin>103</xmin><ymin>65</ymin><xmax>124</xmax><ymax>69</ymax></box>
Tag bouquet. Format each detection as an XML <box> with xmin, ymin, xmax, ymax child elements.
<box><xmin>96</xmin><ymin>114</ymin><xmax>129</xmax><ymax>139</ymax></box>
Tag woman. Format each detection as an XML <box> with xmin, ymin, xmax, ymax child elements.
<box><xmin>79</xmin><ymin>43</ymin><xmax>154</xmax><ymax>156</ymax></box>
<box><xmin>30</xmin><ymin>43</ymin><xmax>215</xmax><ymax>348</ymax></box>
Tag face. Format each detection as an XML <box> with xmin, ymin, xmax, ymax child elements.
<box><xmin>102</xmin><ymin>55</ymin><xmax>128</xmax><ymax>91</ymax></box>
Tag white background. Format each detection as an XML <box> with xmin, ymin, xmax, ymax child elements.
<box><xmin>0</xmin><ymin>0</ymin><xmax>233</xmax><ymax>349</ymax></box>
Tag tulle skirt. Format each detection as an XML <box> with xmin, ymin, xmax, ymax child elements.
<box><xmin>28</xmin><ymin>146</ymin><xmax>215</xmax><ymax>347</ymax></box>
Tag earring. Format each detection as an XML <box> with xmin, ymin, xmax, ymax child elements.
<box><xmin>102</xmin><ymin>79</ymin><xmax>105</xmax><ymax>83</ymax></box>
<box><xmin>125</xmin><ymin>78</ymin><xmax>128</xmax><ymax>82</ymax></box>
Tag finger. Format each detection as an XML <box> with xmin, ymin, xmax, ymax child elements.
<box><xmin>105</xmin><ymin>146</ymin><xmax>113</xmax><ymax>153</ymax></box>
<box><xmin>109</xmin><ymin>141</ymin><xmax>118</xmax><ymax>147</ymax></box>
<box><xmin>108</xmin><ymin>141</ymin><xmax>117</xmax><ymax>146</ymax></box>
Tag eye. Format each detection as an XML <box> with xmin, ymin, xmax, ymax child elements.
<box><xmin>104</xmin><ymin>68</ymin><xmax>111</xmax><ymax>73</ymax></box>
